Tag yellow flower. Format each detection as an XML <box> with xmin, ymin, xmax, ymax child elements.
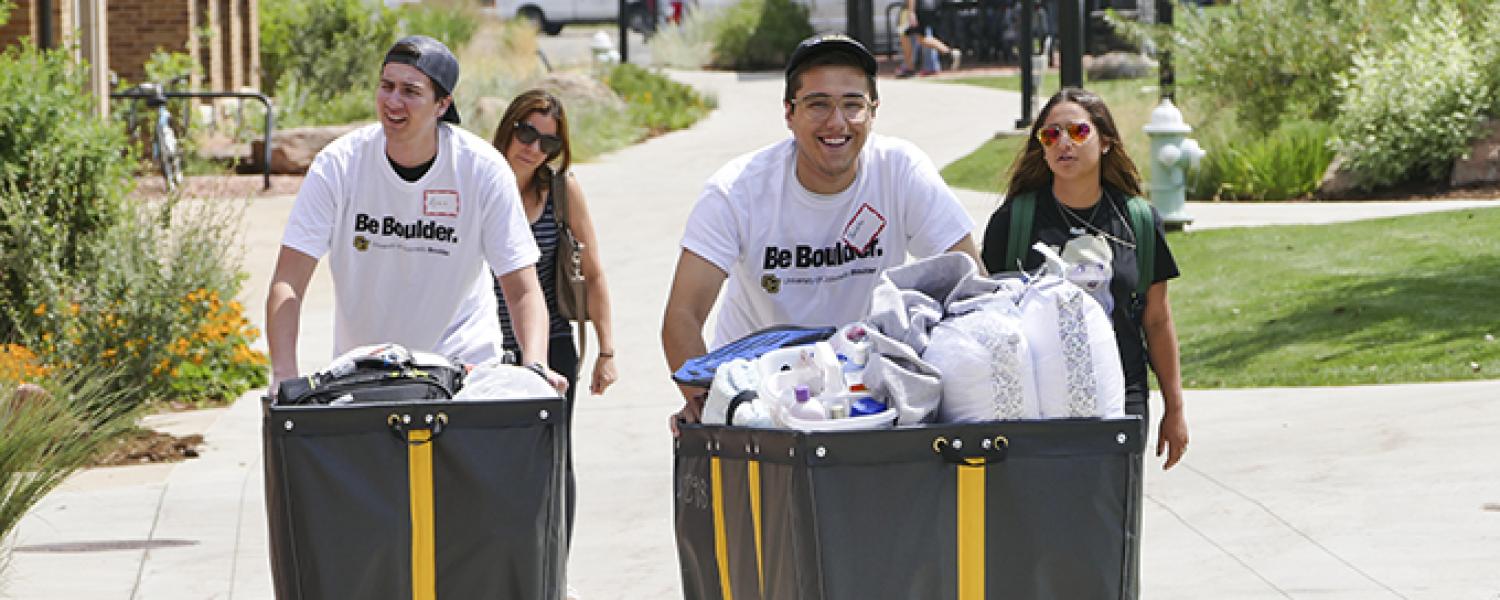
<box><xmin>33</xmin><ymin>303</ymin><xmax>46</xmax><ymax>316</ymax></box>
<box><xmin>69</xmin><ymin>302</ymin><xmax>81</xmax><ymax>316</ymax></box>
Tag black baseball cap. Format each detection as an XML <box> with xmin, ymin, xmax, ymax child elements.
<box><xmin>383</xmin><ymin>35</ymin><xmax>462</xmax><ymax>124</ymax></box>
<box><xmin>784</xmin><ymin>33</ymin><xmax>878</xmax><ymax>84</ymax></box>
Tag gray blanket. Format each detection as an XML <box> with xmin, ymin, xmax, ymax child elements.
<box><xmin>863</xmin><ymin>253</ymin><xmax>1024</xmax><ymax>424</ymax></box>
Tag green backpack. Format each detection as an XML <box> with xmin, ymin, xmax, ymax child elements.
<box><xmin>1002</xmin><ymin>191</ymin><xmax>1157</xmax><ymax>298</ymax></box>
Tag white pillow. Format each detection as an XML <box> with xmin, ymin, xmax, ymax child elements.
<box><xmin>1017</xmin><ymin>277</ymin><xmax>1125</xmax><ymax>418</ymax></box>
<box><xmin>925</xmin><ymin>296</ymin><xmax>1040</xmax><ymax>422</ymax></box>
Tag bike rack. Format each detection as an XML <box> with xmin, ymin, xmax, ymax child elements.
<box><xmin>110</xmin><ymin>89</ymin><xmax>276</xmax><ymax>191</ymax></box>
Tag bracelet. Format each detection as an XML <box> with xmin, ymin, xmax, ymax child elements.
<box><xmin>598</xmin><ymin>351</ymin><xmax>615</xmax><ymax>358</ymax></box>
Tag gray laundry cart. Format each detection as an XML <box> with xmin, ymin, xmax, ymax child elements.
<box><xmin>264</xmin><ymin>397</ymin><xmax>567</xmax><ymax>600</ymax></box>
<box><xmin>674</xmin><ymin>417</ymin><xmax>1144</xmax><ymax>600</ymax></box>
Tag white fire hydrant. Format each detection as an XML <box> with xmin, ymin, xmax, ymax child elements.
<box><xmin>1142</xmin><ymin>98</ymin><xmax>1205</xmax><ymax>229</ymax></box>
<box><xmin>590</xmin><ymin>31</ymin><xmax>619</xmax><ymax>77</ymax></box>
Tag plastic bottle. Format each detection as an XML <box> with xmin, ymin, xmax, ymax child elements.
<box><xmin>839</xmin><ymin>355</ymin><xmax>867</xmax><ymax>395</ymax></box>
<box><xmin>786</xmin><ymin>385</ymin><xmax>827</xmax><ymax>421</ymax></box>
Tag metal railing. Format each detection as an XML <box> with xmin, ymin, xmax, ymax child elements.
<box><xmin>110</xmin><ymin>89</ymin><xmax>276</xmax><ymax>191</ymax></box>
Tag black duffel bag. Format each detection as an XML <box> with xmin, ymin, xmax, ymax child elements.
<box><xmin>274</xmin><ymin>344</ymin><xmax>464</xmax><ymax>405</ymax></box>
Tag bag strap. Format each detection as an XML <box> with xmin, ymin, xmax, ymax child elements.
<box><xmin>550</xmin><ymin>170</ymin><xmax>589</xmax><ymax>359</ymax></box>
<box><xmin>549</xmin><ymin>167</ymin><xmax>570</xmax><ymax>227</ymax></box>
<box><xmin>1003</xmin><ymin>191</ymin><xmax>1036</xmax><ymax>272</ymax></box>
<box><xmin>1126</xmin><ymin>195</ymin><xmax>1155</xmax><ymax>298</ymax></box>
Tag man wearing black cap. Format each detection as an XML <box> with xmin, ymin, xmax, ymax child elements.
<box><xmin>267</xmin><ymin>35</ymin><xmax>566</xmax><ymax>393</ymax></box>
<box><xmin>662</xmin><ymin>33</ymin><xmax>981</xmax><ymax>429</ymax></box>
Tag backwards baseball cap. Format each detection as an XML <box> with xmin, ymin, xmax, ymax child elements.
<box><xmin>383</xmin><ymin>35</ymin><xmax>462</xmax><ymax>124</ymax></box>
<box><xmin>783</xmin><ymin>33</ymin><xmax>878</xmax><ymax>93</ymax></box>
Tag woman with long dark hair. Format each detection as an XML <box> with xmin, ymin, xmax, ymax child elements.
<box><xmin>491</xmin><ymin>91</ymin><xmax>617</xmax><ymax>563</ymax></box>
<box><xmin>980</xmin><ymin>87</ymin><xmax>1189</xmax><ymax>469</ymax></box>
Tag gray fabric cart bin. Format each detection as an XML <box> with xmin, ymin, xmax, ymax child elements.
<box><xmin>674</xmin><ymin>417</ymin><xmax>1143</xmax><ymax>600</ymax></box>
<box><xmin>264</xmin><ymin>398</ymin><xmax>567</xmax><ymax>600</ymax></box>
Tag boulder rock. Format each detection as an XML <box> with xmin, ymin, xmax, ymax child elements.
<box><xmin>1451</xmin><ymin>119</ymin><xmax>1500</xmax><ymax>187</ymax></box>
<box><xmin>470</xmin><ymin>96</ymin><xmax>512</xmax><ymax>136</ymax></box>
<box><xmin>535</xmin><ymin>71</ymin><xmax>626</xmax><ymax>113</ymax></box>
<box><xmin>1086</xmin><ymin>52</ymin><xmax>1156</xmax><ymax>81</ymax></box>
<box><xmin>1316</xmin><ymin>154</ymin><xmax>1365</xmax><ymax>199</ymax></box>
<box><xmin>249</xmin><ymin>123</ymin><xmax>366</xmax><ymax>174</ymax></box>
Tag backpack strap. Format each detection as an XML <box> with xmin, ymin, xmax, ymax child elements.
<box><xmin>1125</xmin><ymin>195</ymin><xmax>1155</xmax><ymax>298</ymax></box>
<box><xmin>1008</xmin><ymin>191</ymin><xmax>1155</xmax><ymax>298</ymax></box>
<box><xmin>1003</xmin><ymin>191</ymin><xmax>1036</xmax><ymax>272</ymax></box>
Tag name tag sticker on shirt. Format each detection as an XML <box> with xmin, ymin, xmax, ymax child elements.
<box><xmin>842</xmin><ymin>203</ymin><xmax>886</xmax><ymax>252</ymax></box>
<box><xmin>424</xmin><ymin>190</ymin><xmax>460</xmax><ymax>217</ymax></box>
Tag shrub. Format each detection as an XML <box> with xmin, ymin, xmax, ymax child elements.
<box><xmin>1330</xmin><ymin>4</ymin><xmax>1496</xmax><ymax>189</ymax></box>
<box><xmin>606</xmin><ymin>63</ymin><xmax>717</xmax><ymax>135</ymax></box>
<box><xmin>400</xmin><ymin>1</ymin><xmax>480</xmax><ymax>49</ymax></box>
<box><xmin>10</xmin><ymin>197</ymin><xmax>267</xmax><ymax>406</ymax></box>
<box><xmin>1</xmin><ymin>41</ymin><xmax>263</xmax><ymax>408</ymax></box>
<box><xmin>453</xmin><ymin>19</ymin><xmax>541</xmax><ymax>140</ymax></box>
<box><xmin>709</xmin><ymin>0</ymin><xmax>814</xmax><ymax>70</ymax></box>
<box><xmin>1116</xmin><ymin>0</ymin><xmax>1499</xmax><ymax>133</ymax></box>
<box><xmin>260</xmin><ymin>0</ymin><xmax>400</xmax><ymax>126</ymax></box>
<box><xmin>0</xmin><ymin>45</ymin><xmax>134</xmax><ymax>337</ymax></box>
<box><xmin>0</xmin><ymin>374</ymin><xmax>139</xmax><ymax>547</ymax></box>
<box><xmin>560</xmin><ymin>99</ymin><xmax>643</xmax><ymax>163</ymax></box>
<box><xmin>649</xmin><ymin>5</ymin><xmax>726</xmax><ymax>69</ymax></box>
<box><xmin>1191</xmin><ymin>119</ymin><xmax>1336</xmax><ymax>201</ymax></box>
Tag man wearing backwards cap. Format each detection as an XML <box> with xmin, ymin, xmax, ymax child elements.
<box><xmin>662</xmin><ymin>33</ymin><xmax>981</xmax><ymax>431</ymax></box>
<box><xmin>267</xmin><ymin>35</ymin><xmax>567</xmax><ymax>393</ymax></box>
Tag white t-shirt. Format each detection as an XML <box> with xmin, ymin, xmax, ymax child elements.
<box><xmin>281</xmin><ymin>123</ymin><xmax>539</xmax><ymax>364</ymax></box>
<box><xmin>682</xmin><ymin>134</ymin><xmax>974</xmax><ymax>348</ymax></box>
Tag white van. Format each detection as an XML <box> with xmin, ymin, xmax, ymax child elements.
<box><xmin>490</xmin><ymin>0</ymin><xmax>665</xmax><ymax>35</ymax></box>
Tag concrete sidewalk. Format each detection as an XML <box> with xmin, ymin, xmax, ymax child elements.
<box><xmin>5</xmin><ymin>71</ymin><xmax>1498</xmax><ymax>599</ymax></box>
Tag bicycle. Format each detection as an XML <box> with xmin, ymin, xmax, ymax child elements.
<box><xmin>119</xmin><ymin>74</ymin><xmax>188</xmax><ymax>193</ymax></box>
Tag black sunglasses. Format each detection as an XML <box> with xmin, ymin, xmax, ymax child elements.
<box><xmin>514</xmin><ymin>121</ymin><xmax>563</xmax><ymax>155</ymax></box>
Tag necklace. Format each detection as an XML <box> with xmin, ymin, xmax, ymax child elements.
<box><xmin>1056</xmin><ymin>199</ymin><xmax>1101</xmax><ymax>236</ymax></box>
<box><xmin>1054</xmin><ymin>194</ymin><xmax>1136</xmax><ymax>250</ymax></box>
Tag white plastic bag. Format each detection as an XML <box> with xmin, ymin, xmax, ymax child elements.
<box><xmin>925</xmin><ymin>295</ymin><xmax>1040</xmax><ymax>422</ymax></box>
<box><xmin>702</xmin><ymin>359</ymin><xmax>773</xmax><ymax>427</ymax></box>
<box><xmin>453</xmin><ymin>358</ymin><xmax>560</xmax><ymax>401</ymax></box>
<box><xmin>1016</xmin><ymin>276</ymin><xmax>1125</xmax><ymax>419</ymax></box>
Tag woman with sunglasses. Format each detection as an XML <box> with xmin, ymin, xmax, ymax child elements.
<box><xmin>979</xmin><ymin>87</ymin><xmax>1189</xmax><ymax>471</ymax></box>
<box><xmin>491</xmin><ymin>90</ymin><xmax>617</xmax><ymax>549</ymax></box>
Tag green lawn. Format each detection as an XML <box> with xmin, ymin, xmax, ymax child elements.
<box><xmin>1168</xmin><ymin>207</ymin><xmax>1500</xmax><ymax>388</ymax></box>
<box><xmin>938</xmin><ymin>75</ymin><xmax>1173</xmax><ymax>193</ymax></box>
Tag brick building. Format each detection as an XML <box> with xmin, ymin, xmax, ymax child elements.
<box><xmin>0</xmin><ymin>0</ymin><xmax>259</xmax><ymax>92</ymax></box>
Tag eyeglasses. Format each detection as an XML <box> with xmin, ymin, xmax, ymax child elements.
<box><xmin>514</xmin><ymin>121</ymin><xmax>563</xmax><ymax>155</ymax></box>
<box><xmin>1036</xmin><ymin>120</ymin><xmax>1094</xmax><ymax>147</ymax></box>
<box><xmin>791</xmin><ymin>94</ymin><xmax>875</xmax><ymax>124</ymax></box>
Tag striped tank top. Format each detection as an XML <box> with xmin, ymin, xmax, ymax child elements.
<box><xmin>495</xmin><ymin>189</ymin><xmax>572</xmax><ymax>351</ymax></box>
